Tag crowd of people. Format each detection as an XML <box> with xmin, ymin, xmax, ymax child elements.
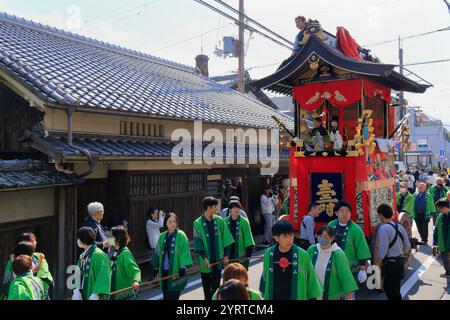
<box><xmin>2</xmin><ymin>167</ymin><xmax>449</xmax><ymax>301</ymax></box>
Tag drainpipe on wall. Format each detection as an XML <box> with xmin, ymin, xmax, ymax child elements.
<box><xmin>65</xmin><ymin>104</ymin><xmax>97</xmax><ymax>177</ymax></box>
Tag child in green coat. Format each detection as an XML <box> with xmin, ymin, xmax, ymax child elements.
<box><xmin>8</xmin><ymin>255</ymin><xmax>46</xmax><ymax>300</ymax></box>
<box><xmin>109</xmin><ymin>225</ymin><xmax>141</xmax><ymax>300</ymax></box>
<box><xmin>72</xmin><ymin>227</ymin><xmax>111</xmax><ymax>300</ymax></box>
<box><xmin>1</xmin><ymin>235</ymin><xmax>53</xmax><ymax>300</ymax></box>
<box><xmin>152</xmin><ymin>212</ymin><xmax>193</xmax><ymax>300</ymax></box>
<box><xmin>224</xmin><ymin>201</ymin><xmax>255</xmax><ymax>270</ymax></box>
<box><xmin>259</xmin><ymin>220</ymin><xmax>323</xmax><ymax>300</ymax></box>
<box><xmin>307</xmin><ymin>226</ymin><xmax>358</xmax><ymax>300</ymax></box>
<box><xmin>433</xmin><ymin>200</ymin><xmax>450</xmax><ymax>278</ymax></box>
<box><xmin>194</xmin><ymin>197</ymin><xmax>234</xmax><ymax>300</ymax></box>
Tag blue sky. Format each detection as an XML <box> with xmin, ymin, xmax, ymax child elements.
<box><xmin>1</xmin><ymin>0</ymin><xmax>449</xmax><ymax>127</ymax></box>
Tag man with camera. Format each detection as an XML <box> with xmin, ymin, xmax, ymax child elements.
<box><xmin>260</xmin><ymin>185</ymin><xmax>279</xmax><ymax>245</ymax></box>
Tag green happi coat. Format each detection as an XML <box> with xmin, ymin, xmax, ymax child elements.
<box><xmin>1</xmin><ymin>252</ymin><xmax>53</xmax><ymax>299</ymax></box>
<box><xmin>224</xmin><ymin>215</ymin><xmax>255</xmax><ymax>268</ymax></box>
<box><xmin>429</xmin><ymin>186</ymin><xmax>449</xmax><ymax>203</ymax></box>
<box><xmin>328</xmin><ymin>220</ymin><xmax>371</xmax><ymax>274</ymax></box>
<box><xmin>259</xmin><ymin>244</ymin><xmax>323</xmax><ymax>300</ymax></box>
<box><xmin>434</xmin><ymin>213</ymin><xmax>450</xmax><ymax>253</ymax></box>
<box><xmin>279</xmin><ymin>197</ymin><xmax>290</xmax><ymax>216</ymax></box>
<box><xmin>396</xmin><ymin>192</ymin><xmax>414</xmax><ymax>216</ymax></box>
<box><xmin>77</xmin><ymin>245</ymin><xmax>111</xmax><ymax>300</ymax></box>
<box><xmin>110</xmin><ymin>246</ymin><xmax>141</xmax><ymax>300</ymax></box>
<box><xmin>412</xmin><ymin>192</ymin><xmax>436</xmax><ymax>220</ymax></box>
<box><xmin>193</xmin><ymin>215</ymin><xmax>234</xmax><ymax>273</ymax></box>
<box><xmin>8</xmin><ymin>271</ymin><xmax>46</xmax><ymax>300</ymax></box>
<box><xmin>212</xmin><ymin>287</ymin><xmax>263</xmax><ymax>300</ymax></box>
<box><xmin>307</xmin><ymin>244</ymin><xmax>358</xmax><ymax>300</ymax></box>
<box><xmin>152</xmin><ymin>230</ymin><xmax>193</xmax><ymax>292</ymax></box>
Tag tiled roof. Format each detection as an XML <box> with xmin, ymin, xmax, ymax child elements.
<box><xmin>0</xmin><ymin>12</ymin><xmax>294</xmax><ymax>130</ymax></box>
<box><xmin>0</xmin><ymin>159</ymin><xmax>84</xmax><ymax>191</ymax></box>
<box><xmin>30</xmin><ymin>132</ymin><xmax>290</xmax><ymax>160</ymax></box>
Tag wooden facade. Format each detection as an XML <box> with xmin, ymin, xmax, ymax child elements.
<box><xmin>0</xmin><ymin>83</ymin><xmax>42</xmax><ymax>154</ymax></box>
<box><xmin>0</xmin><ymin>83</ymin><xmax>79</xmax><ymax>299</ymax></box>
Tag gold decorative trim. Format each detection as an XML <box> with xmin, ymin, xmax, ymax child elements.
<box><xmin>356</xmin><ymin>178</ymin><xmax>395</xmax><ymax>192</ymax></box>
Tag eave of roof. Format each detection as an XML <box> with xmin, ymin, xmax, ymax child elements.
<box><xmin>251</xmin><ymin>34</ymin><xmax>430</xmax><ymax>95</ymax></box>
<box><xmin>21</xmin><ymin>132</ymin><xmax>291</xmax><ymax>162</ymax></box>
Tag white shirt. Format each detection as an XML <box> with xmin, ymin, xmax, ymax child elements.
<box><xmin>405</xmin><ymin>174</ymin><xmax>415</xmax><ymax>189</ymax></box>
<box><xmin>314</xmin><ymin>243</ymin><xmax>341</xmax><ymax>300</ymax></box>
<box><xmin>146</xmin><ymin>216</ymin><xmax>164</xmax><ymax>249</ymax></box>
<box><xmin>260</xmin><ymin>194</ymin><xmax>278</xmax><ymax>214</ymax></box>
<box><xmin>426</xmin><ymin>175</ymin><xmax>436</xmax><ymax>186</ymax></box>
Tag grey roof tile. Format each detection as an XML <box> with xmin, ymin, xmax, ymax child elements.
<box><xmin>0</xmin><ymin>12</ymin><xmax>293</xmax><ymax>130</ymax></box>
<box><xmin>0</xmin><ymin>159</ymin><xmax>84</xmax><ymax>190</ymax></box>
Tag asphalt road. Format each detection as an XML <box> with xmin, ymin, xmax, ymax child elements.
<box><xmin>138</xmin><ymin>221</ymin><xmax>450</xmax><ymax>300</ymax></box>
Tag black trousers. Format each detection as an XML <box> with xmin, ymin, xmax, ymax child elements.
<box><xmin>201</xmin><ymin>268</ymin><xmax>221</xmax><ymax>300</ymax></box>
<box><xmin>415</xmin><ymin>216</ymin><xmax>429</xmax><ymax>242</ymax></box>
<box><xmin>162</xmin><ymin>270</ymin><xmax>181</xmax><ymax>301</ymax></box>
<box><xmin>383</xmin><ymin>258</ymin><xmax>405</xmax><ymax>300</ymax></box>
<box><xmin>441</xmin><ymin>252</ymin><xmax>450</xmax><ymax>275</ymax></box>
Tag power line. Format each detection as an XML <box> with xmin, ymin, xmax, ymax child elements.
<box><xmin>82</xmin><ymin>1</ymin><xmax>152</xmax><ymax>25</ymax></box>
<box><xmin>193</xmin><ymin>0</ymin><xmax>292</xmax><ymax>50</ymax></box>
<box><xmin>403</xmin><ymin>58</ymin><xmax>450</xmax><ymax>67</ymax></box>
<box><xmin>110</xmin><ymin>0</ymin><xmax>173</xmax><ymax>25</ymax></box>
<box><xmin>213</xmin><ymin>0</ymin><xmax>293</xmax><ymax>46</ymax></box>
<box><xmin>363</xmin><ymin>26</ymin><xmax>450</xmax><ymax>47</ymax></box>
<box><xmin>151</xmin><ymin>23</ymin><xmax>233</xmax><ymax>53</ymax></box>
<box><xmin>81</xmin><ymin>0</ymin><xmax>172</xmax><ymax>30</ymax></box>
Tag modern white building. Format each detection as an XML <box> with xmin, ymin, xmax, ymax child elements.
<box><xmin>406</xmin><ymin>108</ymin><xmax>450</xmax><ymax>170</ymax></box>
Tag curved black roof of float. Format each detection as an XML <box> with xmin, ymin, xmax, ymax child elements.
<box><xmin>251</xmin><ymin>24</ymin><xmax>431</xmax><ymax>96</ymax></box>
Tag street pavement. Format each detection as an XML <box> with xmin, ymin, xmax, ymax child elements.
<box><xmin>138</xmin><ymin>221</ymin><xmax>450</xmax><ymax>300</ymax></box>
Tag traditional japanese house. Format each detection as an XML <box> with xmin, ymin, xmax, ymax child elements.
<box><xmin>0</xmin><ymin>12</ymin><xmax>292</xmax><ymax>297</ymax></box>
<box><xmin>252</xmin><ymin>21</ymin><xmax>430</xmax><ymax>237</ymax></box>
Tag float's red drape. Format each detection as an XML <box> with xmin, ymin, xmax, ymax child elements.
<box><xmin>293</xmin><ymin>80</ymin><xmax>363</xmax><ymax>110</ymax></box>
<box><xmin>336</xmin><ymin>27</ymin><xmax>362</xmax><ymax>61</ymax></box>
<box><xmin>293</xmin><ymin>79</ymin><xmax>391</xmax><ymax>111</ymax></box>
<box><xmin>364</xmin><ymin>80</ymin><xmax>392</xmax><ymax>103</ymax></box>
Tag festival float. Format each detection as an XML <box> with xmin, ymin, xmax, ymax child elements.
<box><xmin>252</xmin><ymin>21</ymin><xmax>430</xmax><ymax>238</ymax></box>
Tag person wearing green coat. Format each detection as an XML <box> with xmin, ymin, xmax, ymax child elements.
<box><xmin>279</xmin><ymin>196</ymin><xmax>290</xmax><ymax>216</ymax></box>
<box><xmin>429</xmin><ymin>178</ymin><xmax>449</xmax><ymax>224</ymax></box>
<box><xmin>224</xmin><ymin>201</ymin><xmax>255</xmax><ymax>270</ymax></box>
<box><xmin>396</xmin><ymin>183</ymin><xmax>414</xmax><ymax>217</ymax></box>
<box><xmin>1</xmin><ymin>235</ymin><xmax>53</xmax><ymax>300</ymax></box>
<box><xmin>152</xmin><ymin>212</ymin><xmax>193</xmax><ymax>300</ymax></box>
<box><xmin>13</xmin><ymin>233</ymin><xmax>53</xmax><ymax>298</ymax></box>
<box><xmin>194</xmin><ymin>197</ymin><xmax>234</xmax><ymax>300</ymax></box>
<box><xmin>259</xmin><ymin>220</ymin><xmax>323</xmax><ymax>300</ymax></box>
<box><xmin>412</xmin><ymin>183</ymin><xmax>437</xmax><ymax>244</ymax></box>
<box><xmin>8</xmin><ymin>255</ymin><xmax>46</xmax><ymax>300</ymax></box>
<box><xmin>328</xmin><ymin>201</ymin><xmax>371</xmax><ymax>293</ymax></box>
<box><xmin>72</xmin><ymin>227</ymin><xmax>111</xmax><ymax>300</ymax></box>
<box><xmin>433</xmin><ymin>200</ymin><xmax>450</xmax><ymax>278</ymax></box>
<box><xmin>212</xmin><ymin>262</ymin><xmax>262</xmax><ymax>300</ymax></box>
<box><xmin>307</xmin><ymin>226</ymin><xmax>358</xmax><ymax>300</ymax></box>
<box><xmin>109</xmin><ymin>226</ymin><xmax>141</xmax><ymax>300</ymax></box>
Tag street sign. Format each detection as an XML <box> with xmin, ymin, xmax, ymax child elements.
<box><xmin>440</xmin><ymin>149</ymin><xmax>445</xmax><ymax>157</ymax></box>
<box><xmin>417</xmin><ymin>139</ymin><xmax>427</xmax><ymax>148</ymax></box>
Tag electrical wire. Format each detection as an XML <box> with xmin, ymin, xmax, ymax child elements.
<box><xmin>363</xmin><ymin>26</ymin><xmax>450</xmax><ymax>47</ymax></box>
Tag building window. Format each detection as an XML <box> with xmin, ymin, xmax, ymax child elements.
<box><xmin>129</xmin><ymin>172</ymin><xmax>205</xmax><ymax>197</ymax></box>
<box><xmin>120</xmin><ymin>121</ymin><xmax>165</xmax><ymax>137</ymax></box>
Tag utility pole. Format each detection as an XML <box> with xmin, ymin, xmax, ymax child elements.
<box><xmin>237</xmin><ymin>0</ymin><xmax>245</xmax><ymax>93</ymax></box>
<box><xmin>398</xmin><ymin>36</ymin><xmax>405</xmax><ymax>161</ymax></box>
